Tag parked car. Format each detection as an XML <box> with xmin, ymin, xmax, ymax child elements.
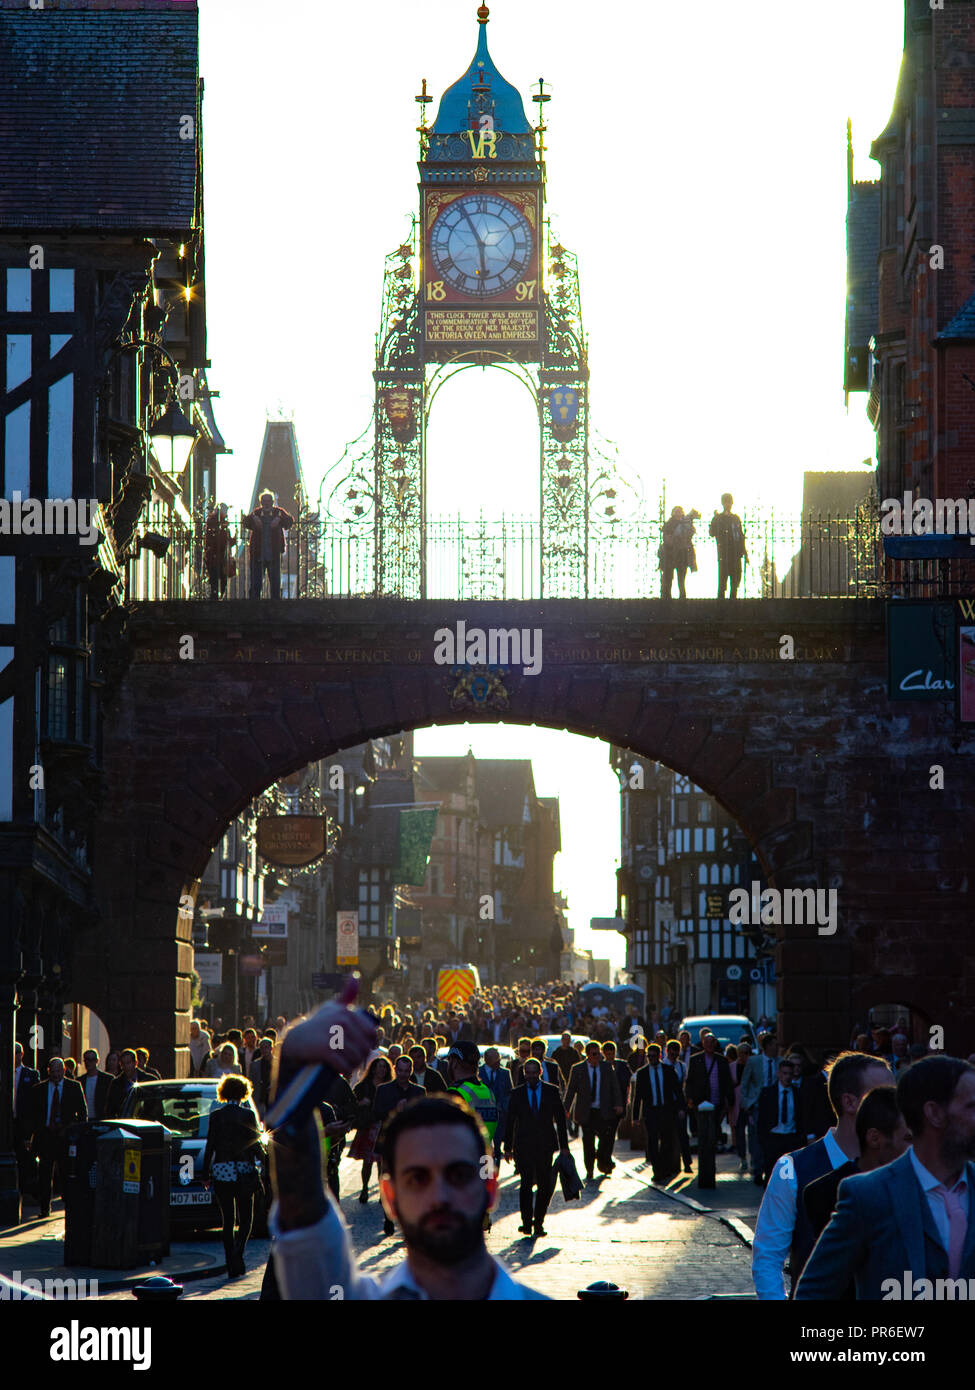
<box><xmin>121</xmin><ymin>1081</ymin><xmax>270</xmax><ymax>1234</ymax></box>
<box><xmin>678</xmin><ymin>1015</ymin><xmax>757</xmax><ymax>1051</ymax></box>
<box><xmin>533</xmin><ymin>1034</ymin><xmax>591</xmax><ymax>1059</ymax></box>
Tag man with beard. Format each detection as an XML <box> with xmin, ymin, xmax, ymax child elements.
<box><xmin>796</xmin><ymin>1056</ymin><xmax>975</xmax><ymax>1300</ymax></box>
<box><xmin>268</xmin><ymin>987</ymin><xmax>548</xmax><ymax>1298</ymax></box>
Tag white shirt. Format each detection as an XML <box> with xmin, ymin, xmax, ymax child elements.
<box><xmin>13</xmin><ymin>1064</ymin><xmax>22</xmax><ymax>1117</ymax></box>
<box><xmin>664</xmin><ymin>1057</ymin><xmax>686</xmax><ymax>1089</ymax></box>
<box><xmin>589</xmin><ymin>1065</ymin><xmax>600</xmax><ymax>1107</ymax></box>
<box><xmin>271</xmin><ymin>1200</ymin><xmax>549</xmax><ymax>1300</ymax></box>
<box><xmin>85</xmin><ymin>1072</ymin><xmax>99</xmax><ymax>1115</ymax></box>
<box><xmin>909</xmin><ymin>1149</ymin><xmax>971</xmax><ymax>1255</ymax></box>
<box><xmin>752</xmin><ymin>1129</ymin><xmax>849</xmax><ymax>1300</ymax></box>
<box><xmin>770</xmin><ymin>1083</ymin><xmax>796</xmax><ymax>1134</ymax></box>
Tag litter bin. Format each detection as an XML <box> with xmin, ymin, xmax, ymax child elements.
<box><xmin>63</xmin><ymin>1120</ymin><xmax>172</xmax><ymax>1269</ymax></box>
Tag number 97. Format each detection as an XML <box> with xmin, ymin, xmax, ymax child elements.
<box><xmin>515</xmin><ymin>280</ymin><xmax>537</xmax><ymax>302</ymax></box>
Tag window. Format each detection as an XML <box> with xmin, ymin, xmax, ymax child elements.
<box><xmin>697</xmin><ymin>801</ymin><xmax>712</xmax><ymax>823</ymax></box>
<box><xmin>677</xmin><ymin>800</ymin><xmax>689</xmax><ymax>824</ymax></box>
<box><xmin>358</xmin><ymin>868</ymin><xmax>383</xmax><ymax>934</ymax></box>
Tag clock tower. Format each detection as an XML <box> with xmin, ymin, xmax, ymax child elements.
<box><xmin>359</xmin><ymin>4</ymin><xmax>592</xmax><ymax>598</ymax></box>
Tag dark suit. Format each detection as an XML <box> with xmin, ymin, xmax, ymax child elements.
<box><xmin>632</xmin><ymin>1063</ymin><xmax>682</xmax><ymax>1180</ymax></box>
<box><xmin>105</xmin><ymin>1069</ymin><xmax>155</xmax><ymax>1119</ymax></box>
<box><xmin>29</xmin><ymin>1078</ymin><xmax>88</xmax><ymax>1214</ymax></box>
<box><xmin>79</xmin><ymin>1069</ymin><xmax>113</xmax><ymax>1122</ymax></box>
<box><xmin>412</xmin><ymin>1067</ymin><xmax>447</xmax><ymax>1094</ymax></box>
<box><xmin>373</xmin><ymin>1080</ymin><xmax>425</xmax><ymax>1130</ymax></box>
<box><xmin>685</xmin><ymin>1050</ymin><xmax>735</xmax><ymax>1188</ymax></box>
<box><xmin>479</xmin><ymin>1063</ymin><xmax>514</xmax><ymax>1162</ymax></box>
<box><xmin>757</xmin><ymin>1081</ymin><xmax>801</xmax><ymax>1181</ymax></box>
<box><xmin>13</xmin><ymin>1064</ymin><xmax>40</xmax><ymax>1194</ymax></box>
<box><xmin>796</xmin><ymin>1152</ymin><xmax>975</xmax><ymax>1300</ymax></box>
<box><xmin>249</xmin><ymin>1054</ymin><xmax>274</xmax><ymax>1115</ymax></box>
<box><xmin>802</xmin><ymin>1160</ymin><xmax>858</xmax><ymax>1301</ymax></box>
<box><xmin>504</xmin><ymin>1080</ymin><xmax>568</xmax><ymax>1231</ymax></box>
<box><xmin>563</xmin><ymin>1059</ymin><xmax>623</xmax><ymax>1177</ymax></box>
<box><xmin>797</xmin><ymin>1071</ymin><xmax>833</xmax><ymax>1143</ymax></box>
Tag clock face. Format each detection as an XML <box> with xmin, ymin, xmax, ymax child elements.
<box><xmin>430</xmin><ymin>194</ymin><xmax>534</xmax><ymax>298</ymax></box>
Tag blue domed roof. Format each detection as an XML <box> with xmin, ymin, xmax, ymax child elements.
<box><xmin>429</xmin><ymin>12</ymin><xmax>531</xmax><ymax>136</ymax></box>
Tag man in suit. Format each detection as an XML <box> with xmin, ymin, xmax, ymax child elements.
<box><xmin>797</xmin><ymin>1056</ymin><xmax>835</xmax><ymax>1144</ymax></box>
<box><xmin>633</xmin><ymin>1043</ymin><xmax>683</xmax><ymax>1181</ymax></box>
<box><xmin>802</xmin><ymin>1085</ymin><xmax>911</xmax><ymax>1302</ymax></box>
<box><xmin>757</xmin><ymin>1058</ymin><xmax>800</xmax><ymax>1183</ymax></box>
<box><xmin>503</xmin><ymin>1058</ymin><xmax>569</xmax><ymax>1237</ymax></box>
<box><xmin>13</xmin><ymin>1042</ymin><xmax>40</xmax><ymax>1198</ymax></box>
<box><xmin>601</xmin><ymin>1040</ymin><xmax>632</xmax><ymax>1168</ymax></box>
<box><xmin>530</xmin><ymin>1039</ymin><xmax>563</xmax><ymax>1090</ymax></box>
<box><xmin>663</xmin><ymin>1039</ymin><xmax>692</xmax><ymax>1173</ymax></box>
<box><xmin>28</xmin><ymin>1057</ymin><xmax>87</xmax><ymax>1216</ymax></box>
<box><xmin>753</xmin><ymin>1051</ymin><xmax>892</xmax><ymax>1299</ymax></box>
<box><xmin>797</xmin><ymin>1056</ymin><xmax>975</xmax><ymax>1300</ymax></box>
<box><xmin>135</xmin><ymin>1048</ymin><xmax>162</xmax><ymax>1080</ymax></box>
<box><xmin>563</xmin><ymin>1041</ymin><xmax>624</xmax><ymax>1181</ymax></box>
<box><xmin>374</xmin><ymin>1055</ymin><xmax>425</xmax><ymax>1236</ymax></box>
<box><xmin>249</xmin><ymin>1037</ymin><xmax>275</xmax><ymax>1117</ymax></box>
<box><xmin>480</xmin><ymin>1047</ymin><xmax>514</xmax><ymax>1168</ymax></box>
<box><xmin>105</xmin><ymin>1049</ymin><xmax>155</xmax><ymax>1118</ymax></box>
<box><xmin>79</xmin><ymin>1049</ymin><xmax>114</xmax><ymax>1122</ymax></box>
<box><xmin>241</xmin><ymin>1027</ymin><xmax>260</xmax><ymax>1079</ymax></box>
<box><xmin>685</xmin><ymin>1030</ymin><xmax>735</xmax><ymax>1188</ymax></box>
<box><xmin>509</xmin><ymin>1037</ymin><xmax>533</xmax><ymax>1089</ymax></box>
<box><xmin>740</xmin><ymin>1033</ymin><xmax>781</xmax><ymax>1184</ymax></box>
<box><xmin>408</xmin><ymin>1044</ymin><xmax>447</xmax><ymax>1093</ymax></box>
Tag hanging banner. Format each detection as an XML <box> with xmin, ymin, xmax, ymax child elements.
<box><xmin>257</xmin><ymin>816</ymin><xmax>326</xmax><ymax>867</ymax></box>
<box><xmin>337</xmin><ymin>910</ymin><xmax>359</xmax><ymax>966</ymax></box>
<box><xmin>886</xmin><ymin>601</ymin><xmax>955</xmax><ymax>701</ymax></box>
<box><xmin>394</xmin><ymin>807</ymin><xmax>439</xmax><ymax>885</ymax></box>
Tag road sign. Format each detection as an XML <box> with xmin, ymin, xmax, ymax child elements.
<box><xmin>749</xmin><ymin>967</ymin><xmax>762</xmax><ymax>983</ymax></box>
<box><xmin>193</xmin><ymin>952</ymin><xmax>222</xmax><ymax>986</ymax></box>
<box><xmin>726</xmin><ymin>964</ymin><xmax>742</xmax><ymax>982</ymax></box>
<box><xmin>337</xmin><ymin>910</ymin><xmax>359</xmax><ymax>965</ymax></box>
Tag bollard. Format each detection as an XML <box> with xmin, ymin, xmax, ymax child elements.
<box><xmin>132</xmin><ymin>1275</ymin><xmax>183</xmax><ymax>1302</ymax></box>
<box><xmin>577</xmin><ymin>1280</ymin><xmax>628</xmax><ymax>1300</ymax></box>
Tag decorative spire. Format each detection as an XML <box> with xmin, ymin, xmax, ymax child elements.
<box><xmin>477</xmin><ymin>4</ymin><xmax>490</xmax><ymax>23</ymax></box>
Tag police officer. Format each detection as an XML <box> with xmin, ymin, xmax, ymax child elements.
<box><xmin>446</xmin><ymin>1041</ymin><xmax>499</xmax><ymax>1232</ymax></box>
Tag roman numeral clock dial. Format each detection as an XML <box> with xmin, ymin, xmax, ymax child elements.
<box><xmin>430</xmin><ymin>194</ymin><xmax>533</xmax><ymax>297</ymax></box>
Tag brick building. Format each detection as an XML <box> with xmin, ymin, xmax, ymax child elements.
<box><xmin>847</xmin><ymin>0</ymin><xmax>975</xmax><ymax>503</ymax></box>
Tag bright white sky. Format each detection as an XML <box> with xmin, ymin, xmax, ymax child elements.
<box><xmin>198</xmin><ymin>0</ymin><xmax>906</xmax><ymax>968</ymax></box>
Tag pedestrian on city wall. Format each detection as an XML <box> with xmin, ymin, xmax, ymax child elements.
<box><xmin>204</xmin><ymin>502</ymin><xmax>234</xmax><ymax>598</ymax></box>
<box><xmin>659</xmin><ymin>506</ymin><xmax>699</xmax><ymax>599</ymax></box>
<box><xmin>201</xmin><ymin>1073</ymin><xmax>263</xmax><ymax>1280</ymax></box>
<box><xmin>242</xmin><ymin>490</ymin><xmax>295</xmax><ymax>600</ymax></box>
<box><xmin>709</xmin><ymin>492</ymin><xmax>748</xmax><ymax>598</ymax></box>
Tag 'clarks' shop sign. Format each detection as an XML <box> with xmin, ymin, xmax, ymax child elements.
<box><xmin>886</xmin><ymin>601</ymin><xmax>956</xmax><ymax>701</ymax></box>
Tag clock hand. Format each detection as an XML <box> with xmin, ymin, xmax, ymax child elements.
<box><xmin>461</xmin><ymin>206</ymin><xmax>488</xmax><ymax>279</ymax></box>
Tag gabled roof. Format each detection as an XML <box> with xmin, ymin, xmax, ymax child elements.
<box><xmin>414</xmin><ymin>756</ymin><xmax>470</xmax><ymax>796</ymax></box>
<box><xmin>935</xmin><ymin>289</ymin><xmax>975</xmax><ymax>344</ymax></box>
<box><xmin>475</xmin><ymin>759</ymin><xmax>536</xmax><ymax>828</ymax></box>
<box><xmin>538</xmin><ymin>795</ymin><xmax>561</xmax><ymax>853</ymax></box>
<box><xmin>249</xmin><ymin>422</ymin><xmax>307</xmax><ymax>517</ymax></box>
<box><xmin>0</xmin><ymin>0</ymin><xmax>199</xmax><ymax>232</ymax></box>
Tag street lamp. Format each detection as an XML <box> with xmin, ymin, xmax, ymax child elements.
<box><xmin>150</xmin><ymin>401</ymin><xmax>197</xmax><ymax>474</ymax></box>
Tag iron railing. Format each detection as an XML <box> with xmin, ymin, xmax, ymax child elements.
<box><xmin>121</xmin><ymin>510</ymin><xmax>973</xmax><ymax>602</ymax></box>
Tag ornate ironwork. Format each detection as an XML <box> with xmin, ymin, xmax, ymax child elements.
<box><xmin>539</xmin><ymin>235</ymin><xmax>590</xmax><ymax>596</ymax></box>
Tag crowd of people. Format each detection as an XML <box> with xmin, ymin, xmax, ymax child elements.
<box><xmin>13</xmin><ymin>981</ymin><xmax>975</xmax><ymax>1302</ymax></box>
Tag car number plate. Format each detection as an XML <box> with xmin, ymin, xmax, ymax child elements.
<box><xmin>171</xmin><ymin>1190</ymin><xmax>210</xmax><ymax>1206</ymax></box>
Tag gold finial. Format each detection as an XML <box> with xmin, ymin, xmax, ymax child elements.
<box><xmin>477</xmin><ymin>4</ymin><xmax>490</xmax><ymax>23</ymax></box>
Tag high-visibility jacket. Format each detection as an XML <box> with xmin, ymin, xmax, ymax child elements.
<box><xmin>452</xmin><ymin>1079</ymin><xmax>500</xmax><ymax>1139</ymax></box>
